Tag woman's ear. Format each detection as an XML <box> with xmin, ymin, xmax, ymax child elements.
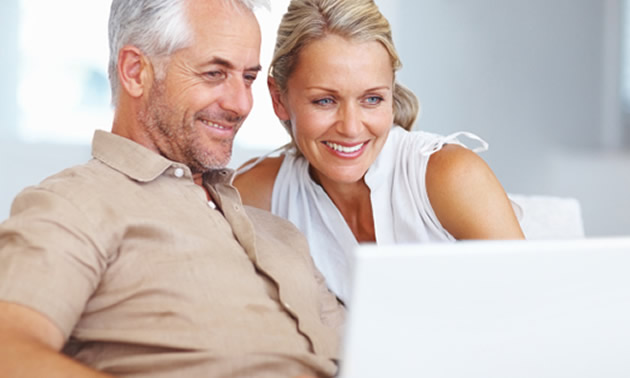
<box><xmin>268</xmin><ymin>76</ymin><xmax>290</xmax><ymax>121</ymax></box>
<box><xmin>117</xmin><ymin>45</ymin><xmax>153</xmax><ymax>98</ymax></box>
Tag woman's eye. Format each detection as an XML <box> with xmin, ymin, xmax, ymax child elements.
<box><xmin>314</xmin><ymin>98</ymin><xmax>334</xmax><ymax>106</ymax></box>
<box><xmin>365</xmin><ymin>96</ymin><xmax>384</xmax><ymax>105</ymax></box>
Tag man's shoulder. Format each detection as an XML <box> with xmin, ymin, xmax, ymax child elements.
<box><xmin>35</xmin><ymin>159</ymin><xmax>117</xmax><ymax>194</ymax></box>
<box><xmin>10</xmin><ymin>158</ymin><xmax>125</xmax><ymax>219</ymax></box>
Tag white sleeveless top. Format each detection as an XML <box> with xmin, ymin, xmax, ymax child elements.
<box><xmin>269</xmin><ymin>126</ymin><xmax>488</xmax><ymax>302</ymax></box>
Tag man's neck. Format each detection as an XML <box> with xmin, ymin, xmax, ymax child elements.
<box><xmin>193</xmin><ymin>173</ymin><xmax>212</xmax><ymax>201</ymax></box>
<box><xmin>110</xmin><ymin>97</ymin><xmax>160</xmax><ymax>155</ymax></box>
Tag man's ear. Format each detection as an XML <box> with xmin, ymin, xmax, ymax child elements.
<box><xmin>117</xmin><ymin>45</ymin><xmax>153</xmax><ymax>98</ymax></box>
<box><xmin>268</xmin><ymin>76</ymin><xmax>290</xmax><ymax>121</ymax></box>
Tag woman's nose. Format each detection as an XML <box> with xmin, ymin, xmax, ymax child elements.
<box><xmin>336</xmin><ymin>103</ymin><xmax>362</xmax><ymax>137</ymax></box>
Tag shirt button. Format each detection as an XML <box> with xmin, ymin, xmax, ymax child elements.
<box><xmin>174</xmin><ymin>168</ymin><xmax>184</xmax><ymax>178</ymax></box>
<box><xmin>233</xmin><ymin>204</ymin><xmax>240</xmax><ymax>211</ymax></box>
<box><xmin>208</xmin><ymin>201</ymin><xmax>217</xmax><ymax>209</ymax></box>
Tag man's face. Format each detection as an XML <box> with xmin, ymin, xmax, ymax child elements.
<box><xmin>141</xmin><ymin>0</ymin><xmax>262</xmax><ymax>172</ymax></box>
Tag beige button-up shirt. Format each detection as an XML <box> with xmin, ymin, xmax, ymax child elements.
<box><xmin>0</xmin><ymin>130</ymin><xmax>345</xmax><ymax>377</ymax></box>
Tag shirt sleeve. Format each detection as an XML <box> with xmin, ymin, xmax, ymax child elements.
<box><xmin>0</xmin><ymin>187</ymin><xmax>108</xmax><ymax>339</ymax></box>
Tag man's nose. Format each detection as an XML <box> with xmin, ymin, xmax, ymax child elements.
<box><xmin>220</xmin><ymin>76</ymin><xmax>253</xmax><ymax>118</ymax></box>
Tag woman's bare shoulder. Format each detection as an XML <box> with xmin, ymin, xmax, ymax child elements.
<box><xmin>233</xmin><ymin>156</ymin><xmax>285</xmax><ymax>211</ymax></box>
<box><xmin>425</xmin><ymin>144</ymin><xmax>523</xmax><ymax>239</ymax></box>
<box><xmin>426</xmin><ymin>144</ymin><xmax>486</xmax><ymax>183</ymax></box>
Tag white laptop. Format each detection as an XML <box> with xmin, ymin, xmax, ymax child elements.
<box><xmin>339</xmin><ymin>238</ymin><xmax>630</xmax><ymax>378</ymax></box>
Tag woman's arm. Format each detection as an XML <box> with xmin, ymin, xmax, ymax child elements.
<box><xmin>233</xmin><ymin>156</ymin><xmax>284</xmax><ymax>212</ymax></box>
<box><xmin>426</xmin><ymin>144</ymin><xmax>524</xmax><ymax>240</ymax></box>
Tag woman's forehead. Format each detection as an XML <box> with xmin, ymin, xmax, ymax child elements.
<box><xmin>289</xmin><ymin>35</ymin><xmax>393</xmax><ymax>87</ymax></box>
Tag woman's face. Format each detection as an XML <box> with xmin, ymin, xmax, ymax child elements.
<box><xmin>272</xmin><ymin>34</ymin><xmax>395</xmax><ymax>186</ymax></box>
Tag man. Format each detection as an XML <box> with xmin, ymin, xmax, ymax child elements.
<box><xmin>0</xmin><ymin>0</ymin><xmax>344</xmax><ymax>377</ymax></box>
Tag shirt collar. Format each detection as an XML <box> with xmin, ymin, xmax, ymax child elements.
<box><xmin>92</xmin><ymin>130</ymin><xmax>179</xmax><ymax>182</ymax></box>
<box><xmin>91</xmin><ymin>130</ymin><xmax>235</xmax><ymax>184</ymax></box>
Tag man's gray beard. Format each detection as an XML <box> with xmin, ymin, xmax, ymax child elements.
<box><xmin>139</xmin><ymin>82</ymin><xmax>234</xmax><ymax>173</ymax></box>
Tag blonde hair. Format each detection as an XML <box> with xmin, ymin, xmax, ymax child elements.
<box><xmin>270</xmin><ymin>0</ymin><xmax>419</xmax><ymax>144</ymax></box>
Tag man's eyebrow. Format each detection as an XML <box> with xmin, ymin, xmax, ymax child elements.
<box><xmin>247</xmin><ymin>64</ymin><xmax>263</xmax><ymax>72</ymax></box>
<box><xmin>205</xmin><ymin>57</ymin><xmax>262</xmax><ymax>72</ymax></box>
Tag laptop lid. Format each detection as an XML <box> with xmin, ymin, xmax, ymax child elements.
<box><xmin>339</xmin><ymin>238</ymin><xmax>630</xmax><ymax>378</ymax></box>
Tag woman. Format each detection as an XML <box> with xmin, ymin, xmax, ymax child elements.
<box><xmin>234</xmin><ymin>0</ymin><xmax>524</xmax><ymax>302</ymax></box>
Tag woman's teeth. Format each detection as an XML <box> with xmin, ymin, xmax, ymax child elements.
<box><xmin>325</xmin><ymin>141</ymin><xmax>364</xmax><ymax>153</ymax></box>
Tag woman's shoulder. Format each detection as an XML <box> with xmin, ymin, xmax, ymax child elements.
<box><xmin>426</xmin><ymin>143</ymin><xmax>485</xmax><ymax>182</ymax></box>
<box><xmin>233</xmin><ymin>156</ymin><xmax>285</xmax><ymax>211</ymax></box>
<box><xmin>425</xmin><ymin>144</ymin><xmax>522</xmax><ymax>239</ymax></box>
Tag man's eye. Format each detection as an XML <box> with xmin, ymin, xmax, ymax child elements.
<box><xmin>244</xmin><ymin>73</ymin><xmax>258</xmax><ymax>85</ymax></box>
<box><xmin>205</xmin><ymin>71</ymin><xmax>226</xmax><ymax>80</ymax></box>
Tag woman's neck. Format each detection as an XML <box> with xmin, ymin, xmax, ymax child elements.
<box><xmin>314</xmin><ymin>172</ymin><xmax>376</xmax><ymax>243</ymax></box>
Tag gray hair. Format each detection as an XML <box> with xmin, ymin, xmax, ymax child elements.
<box><xmin>108</xmin><ymin>0</ymin><xmax>270</xmax><ymax>104</ymax></box>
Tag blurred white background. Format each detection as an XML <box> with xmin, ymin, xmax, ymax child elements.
<box><xmin>1</xmin><ymin>0</ymin><xmax>629</xmax><ymax>236</ymax></box>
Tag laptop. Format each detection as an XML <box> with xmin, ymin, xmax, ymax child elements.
<box><xmin>338</xmin><ymin>238</ymin><xmax>630</xmax><ymax>378</ymax></box>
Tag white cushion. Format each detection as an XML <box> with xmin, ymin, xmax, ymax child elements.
<box><xmin>508</xmin><ymin>194</ymin><xmax>585</xmax><ymax>239</ymax></box>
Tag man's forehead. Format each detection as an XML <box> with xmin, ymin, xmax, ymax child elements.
<box><xmin>183</xmin><ymin>0</ymin><xmax>261</xmax><ymax>58</ymax></box>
